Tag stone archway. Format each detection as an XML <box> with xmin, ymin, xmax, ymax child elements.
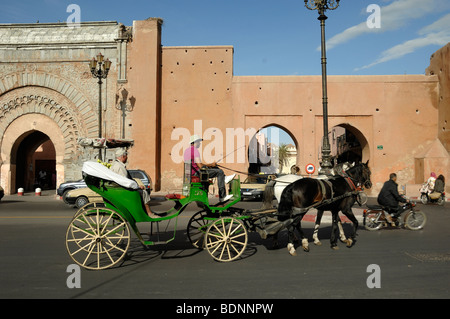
<box><xmin>0</xmin><ymin>70</ymin><xmax>98</xmax><ymax>135</ymax></box>
<box><xmin>0</xmin><ymin>86</ymin><xmax>90</xmax><ymax>194</ymax></box>
<box><xmin>248</xmin><ymin>124</ymin><xmax>298</xmax><ymax>174</ymax></box>
<box><xmin>1</xmin><ymin>114</ymin><xmax>66</xmax><ymax>194</ymax></box>
<box><xmin>13</xmin><ymin>130</ymin><xmax>56</xmax><ymax>191</ymax></box>
<box><xmin>330</xmin><ymin>123</ymin><xmax>370</xmax><ymax>164</ymax></box>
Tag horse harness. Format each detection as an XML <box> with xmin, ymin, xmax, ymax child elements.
<box><xmin>293</xmin><ymin>175</ymin><xmax>360</xmax><ymax>216</ymax></box>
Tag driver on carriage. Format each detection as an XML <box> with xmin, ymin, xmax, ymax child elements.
<box><xmin>183</xmin><ymin>135</ymin><xmax>235</xmax><ymax>203</ymax></box>
<box><xmin>111</xmin><ymin>148</ymin><xmax>160</xmax><ymax>219</ymax></box>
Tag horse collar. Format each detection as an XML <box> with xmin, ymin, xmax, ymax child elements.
<box><xmin>344</xmin><ymin>176</ymin><xmax>358</xmax><ymax>191</ymax></box>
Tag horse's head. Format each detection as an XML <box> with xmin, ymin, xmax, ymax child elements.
<box><xmin>347</xmin><ymin>160</ymin><xmax>372</xmax><ymax>189</ymax></box>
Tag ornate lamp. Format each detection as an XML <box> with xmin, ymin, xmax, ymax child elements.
<box><xmin>89</xmin><ymin>53</ymin><xmax>111</xmax><ymax>160</ymax></box>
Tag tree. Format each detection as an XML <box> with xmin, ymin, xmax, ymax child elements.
<box><xmin>277</xmin><ymin>143</ymin><xmax>291</xmax><ymax>173</ymax></box>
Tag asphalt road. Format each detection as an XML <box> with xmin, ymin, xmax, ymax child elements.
<box><xmin>0</xmin><ymin>191</ymin><xmax>449</xmax><ymax>302</ymax></box>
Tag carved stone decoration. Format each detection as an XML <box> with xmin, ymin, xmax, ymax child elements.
<box><xmin>0</xmin><ymin>93</ymin><xmax>85</xmax><ymax>163</ymax></box>
<box><xmin>117</xmin><ymin>23</ymin><xmax>133</xmax><ymax>42</ymax></box>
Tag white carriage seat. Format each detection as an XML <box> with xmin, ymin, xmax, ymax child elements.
<box><xmin>273</xmin><ymin>174</ymin><xmax>303</xmax><ymax>203</ymax></box>
<box><xmin>82</xmin><ymin>161</ymin><xmax>139</xmax><ymax>190</ymax></box>
<box><xmin>275</xmin><ymin>174</ymin><xmax>303</xmax><ymax>184</ymax></box>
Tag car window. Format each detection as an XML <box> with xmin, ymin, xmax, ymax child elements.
<box><xmin>243</xmin><ymin>176</ymin><xmax>267</xmax><ymax>184</ymax></box>
<box><xmin>130</xmin><ymin>171</ymin><xmax>144</xmax><ymax>179</ymax></box>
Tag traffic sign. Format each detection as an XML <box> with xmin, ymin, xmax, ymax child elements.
<box><xmin>305</xmin><ymin>163</ymin><xmax>315</xmax><ymax>175</ymax></box>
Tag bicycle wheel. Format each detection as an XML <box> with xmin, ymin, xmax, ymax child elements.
<box><xmin>66</xmin><ymin>206</ymin><xmax>130</xmax><ymax>270</ymax></box>
<box><xmin>204</xmin><ymin>217</ymin><xmax>248</xmax><ymax>262</ymax></box>
<box><xmin>404</xmin><ymin>210</ymin><xmax>427</xmax><ymax>230</ymax></box>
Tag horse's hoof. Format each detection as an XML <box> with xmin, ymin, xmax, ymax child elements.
<box><xmin>345</xmin><ymin>239</ymin><xmax>353</xmax><ymax>247</ymax></box>
<box><xmin>287</xmin><ymin>243</ymin><xmax>297</xmax><ymax>256</ymax></box>
<box><xmin>301</xmin><ymin>239</ymin><xmax>309</xmax><ymax>252</ymax></box>
<box><xmin>331</xmin><ymin>245</ymin><xmax>339</xmax><ymax>250</ymax></box>
<box><xmin>314</xmin><ymin>241</ymin><xmax>322</xmax><ymax>246</ymax></box>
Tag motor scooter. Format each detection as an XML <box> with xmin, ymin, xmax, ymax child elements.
<box><xmin>363</xmin><ymin>201</ymin><xmax>426</xmax><ymax>231</ymax></box>
<box><xmin>419</xmin><ymin>183</ymin><xmax>445</xmax><ymax>206</ymax></box>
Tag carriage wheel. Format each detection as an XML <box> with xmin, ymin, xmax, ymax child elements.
<box><xmin>204</xmin><ymin>217</ymin><xmax>248</xmax><ymax>262</ymax></box>
<box><xmin>65</xmin><ymin>206</ymin><xmax>131</xmax><ymax>270</ymax></box>
<box><xmin>187</xmin><ymin>210</ymin><xmax>211</xmax><ymax>249</ymax></box>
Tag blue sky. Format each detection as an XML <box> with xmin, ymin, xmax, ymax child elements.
<box><xmin>1</xmin><ymin>0</ymin><xmax>450</xmax><ymax>77</ymax></box>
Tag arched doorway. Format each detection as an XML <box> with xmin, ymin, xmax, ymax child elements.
<box><xmin>0</xmin><ymin>87</ymin><xmax>88</xmax><ymax>194</ymax></box>
<box><xmin>12</xmin><ymin>131</ymin><xmax>56</xmax><ymax>192</ymax></box>
<box><xmin>248</xmin><ymin>125</ymin><xmax>298</xmax><ymax>174</ymax></box>
<box><xmin>330</xmin><ymin>124</ymin><xmax>369</xmax><ymax>164</ymax></box>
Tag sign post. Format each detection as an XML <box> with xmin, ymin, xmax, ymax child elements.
<box><xmin>305</xmin><ymin>163</ymin><xmax>316</xmax><ymax>176</ymax></box>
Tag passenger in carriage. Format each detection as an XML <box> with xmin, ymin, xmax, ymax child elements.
<box><xmin>111</xmin><ymin>148</ymin><xmax>160</xmax><ymax>219</ymax></box>
<box><xmin>184</xmin><ymin>135</ymin><xmax>235</xmax><ymax>203</ymax></box>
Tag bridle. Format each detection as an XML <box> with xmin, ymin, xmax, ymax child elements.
<box><xmin>346</xmin><ymin>164</ymin><xmax>372</xmax><ymax>189</ymax></box>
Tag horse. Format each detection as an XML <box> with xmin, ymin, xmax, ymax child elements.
<box><xmin>263</xmin><ymin>161</ymin><xmax>372</xmax><ymax>256</ymax></box>
<box><xmin>312</xmin><ymin>162</ymin><xmax>358</xmax><ymax>246</ymax></box>
<box><xmin>262</xmin><ymin>162</ymin><xmax>355</xmax><ymax>247</ymax></box>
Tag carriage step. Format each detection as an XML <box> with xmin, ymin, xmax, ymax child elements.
<box><xmin>141</xmin><ymin>240</ymin><xmax>173</xmax><ymax>246</ymax></box>
<box><xmin>149</xmin><ymin>212</ymin><xmax>167</xmax><ymax>220</ymax></box>
<box><xmin>153</xmin><ymin>241</ymin><xmax>172</xmax><ymax>245</ymax></box>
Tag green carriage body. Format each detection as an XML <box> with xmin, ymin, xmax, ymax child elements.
<box><xmin>65</xmin><ymin>160</ymin><xmax>248</xmax><ymax>269</ymax></box>
<box><xmin>82</xmin><ymin>163</ymin><xmax>241</xmax><ymax>245</ymax></box>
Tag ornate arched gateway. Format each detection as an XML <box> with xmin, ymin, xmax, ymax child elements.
<box><xmin>0</xmin><ymin>74</ymin><xmax>96</xmax><ymax>194</ymax></box>
<box><xmin>331</xmin><ymin>123</ymin><xmax>370</xmax><ymax>165</ymax></box>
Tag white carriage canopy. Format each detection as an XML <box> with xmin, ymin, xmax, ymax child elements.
<box><xmin>82</xmin><ymin>161</ymin><xmax>139</xmax><ymax>190</ymax></box>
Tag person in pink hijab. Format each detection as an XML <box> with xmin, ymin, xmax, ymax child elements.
<box><xmin>426</xmin><ymin>172</ymin><xmax>437</xmax><ymax>193</ymax></box>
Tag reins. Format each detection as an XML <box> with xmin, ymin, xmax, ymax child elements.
<box><xmin>216</xmin><ymin>164</ymin><xmax>271</xmax><ymax>177</ymax></box>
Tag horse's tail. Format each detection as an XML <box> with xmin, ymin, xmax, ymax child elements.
<box><xmin>261</xmin><ymin>180</ymin><xmax>276</xmax><ymax>209</ymax></box>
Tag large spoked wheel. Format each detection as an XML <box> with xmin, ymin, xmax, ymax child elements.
<box><xmin>65</xmin><ymin>206</ymin><xmax>131</xmax><ymax>270</ymax></box>
<box><xmin>187</xmin><ymin>210</ymin><xmax>211</xmax><ymax>249</ymax></box>
<box><xmin>364</xmin><ymin>212</ymin><xmax>383</xmax><ymax>231</ymax></box>
<box><xmin>404</xmin><ymin>210</ymin><xmax>427</xmax><ymax>230</ymax></box>
<box><xmin>204</xmin><ymin>217</ymin><xmax>248</xmax><ymax>262</ymax></box>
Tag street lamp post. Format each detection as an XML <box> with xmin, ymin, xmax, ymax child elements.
<box><xmin>89</xmin><ymin>52</ymin><xmax>112</xmax><ymax>160</ymax></box>
<box><xmin>115</xmin><ymin>88</ymin><xmax>135</xmax><ymax>139</ymax></box>
<box><xmin>304</xmin><ymin>0</ymin><xmax>340</xmax><ymax>175</ymax></box>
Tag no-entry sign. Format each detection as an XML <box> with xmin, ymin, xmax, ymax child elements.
<box><xmin>305</xmin><ymin>163</ymin><xmax>315</xmax><ymax>175</ymax></box>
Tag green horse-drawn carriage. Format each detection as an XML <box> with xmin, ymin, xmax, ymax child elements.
<box><xmin>65</xmin><ymin>138</ymin><xmax>286</xmax><ymax>270</ymax></box>
<box><xmin>65</xmin><ymin>160</ymin><xmax>271</xmax><ymax>269</ymax></box>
